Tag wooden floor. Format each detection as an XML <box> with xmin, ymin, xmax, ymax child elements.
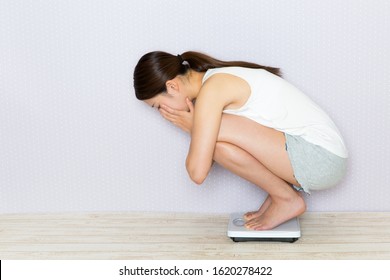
<box><xmin>0</xmin><ymin>212</ymin><xmax>389</xmax><ymax>259</ymax></box>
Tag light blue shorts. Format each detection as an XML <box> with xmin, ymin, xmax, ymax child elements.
<box><xmin>284</xmin><ymin>133</ymin><xmax>348</xmax><ymax>194</ymax></box>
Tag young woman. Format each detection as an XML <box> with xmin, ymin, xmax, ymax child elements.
<box><xmin>133</xmin><ymin>51</ymin><xmax>348</xmax><ymax>230</ymax></box>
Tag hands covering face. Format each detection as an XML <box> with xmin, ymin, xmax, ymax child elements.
<box><xmin>159</xmin><ymin>98</ymin><xmax>195</xmax><ymax>134</ymax></box>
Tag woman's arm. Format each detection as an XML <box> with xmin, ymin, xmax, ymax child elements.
<box><xmin>186</xmin><ymin>75</ymin><xmax>236</xmax><ymax>184</ymax></box>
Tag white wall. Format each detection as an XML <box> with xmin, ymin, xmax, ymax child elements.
<box><xmin>1</xmin><ymin>0</ymin><xmax>389</xmax><ymax>214</ymax></box>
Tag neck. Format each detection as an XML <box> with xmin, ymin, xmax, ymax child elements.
<box><xmin>187</xmin><ymin>70</ymin><xmax>205</xmax><ymax>100</ymax></box>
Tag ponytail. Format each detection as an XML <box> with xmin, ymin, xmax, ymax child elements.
<box><xmin>181</xmin><ymin>51</ymin><xmax>281</xmax><ymax>76</ymax></box>
<box><xmin>133</xmin><ymin>51</ymin><xmax>281</xmax><ymax>100</ymax></box>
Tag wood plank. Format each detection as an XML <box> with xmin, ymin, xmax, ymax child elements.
<box><xmin>0</xmin><ymin>212</ymin><xmax>389</xmax><ymax>259</ymax></box>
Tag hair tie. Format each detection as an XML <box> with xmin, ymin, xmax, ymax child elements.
<box><xmin>177</xmin><ymin>54</ymin><xmax>184</xmax><ymax>64</ymax></box>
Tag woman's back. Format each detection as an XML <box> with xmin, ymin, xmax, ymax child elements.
<box><xmin>202</xmin><ymin>66</ymin><xmax>348</xmax><ymax>158</ymax></box>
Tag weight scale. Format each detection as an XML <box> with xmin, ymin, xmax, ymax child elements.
<box><xmin>227</xmin><ymin>212</ymin><xmax>301</xmax><ymax>242</ymax></box>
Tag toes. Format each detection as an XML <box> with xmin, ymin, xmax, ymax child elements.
<box><xmin>244</xmin><ymin>221</ymin><xmax>253</xmax><ymax>229</ymax></box>
<box><xmin>245</xmin><ymin>218</ymin><xmax>264</xmax><ymax>230</ymax></box>
<box><xmin>244</xmin><ymin>211</ymin><xmax>257</xmax><ymax>221</ymax></box>
<box><xmin>244</xmin><ymin>210</ymin><xmax>265</xmax><ymax>221</ymax></box>
<box><xmin>246</xmin><ymin>222</ymin><xmax>270</xmax><ymax>231</ymax></box>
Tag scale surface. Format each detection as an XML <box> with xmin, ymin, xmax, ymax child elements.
<box><xmin>227</xmin><ymin>212</ymin><xmax>301</xmax><ymax>243</ymax></box>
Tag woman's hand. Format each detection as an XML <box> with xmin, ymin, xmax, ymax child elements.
<box><xmin>159</xmin><ymin>98</ymin><xmax>195</xmax><ymax>134</ymax></box>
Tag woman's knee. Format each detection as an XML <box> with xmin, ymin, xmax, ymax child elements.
<box><xmin>214</xmin><ymin>141</ymin><xmax>254</xmax><ymax>168</ymax></box>
<box><xmin>213</xmin><ymin>141</ymin><xmax>233</xmax><ymax>162</ymax></box>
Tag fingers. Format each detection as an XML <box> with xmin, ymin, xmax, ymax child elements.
<box><xmin>159</xmin><ymin>105</ymin><xmax>177</xmax><ymax>121</ymax></box>
<box><xmin>161</xmin><ymin>104</ymin><xmax>185</xmax><ymax>116</ymax></box>
<box><xmin>159</xmin><ymin>107</ymin><xmax>175</xmax><ymax>122</ymax></box>
<box><xmin>160</xmin><ymin>104</ymin><xmax>175</xmax><ymax>114</ymax></box>
<box><xmin>159</xmin><ymin>106</ymin><xmax>183</xmax><ymax>123</ymax></box>
<box><xmin>158</xmin><ymin>104</ymin><xmax>192</xmax><ymax>134</ymax></box>
<box><xmin>159</xmin><ymin>107</ymin><xmax>187</xmax><ymax>132</ymax></box>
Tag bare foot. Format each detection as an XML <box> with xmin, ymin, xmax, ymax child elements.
<box><xmin>244</xmin><ymin>195</ymin><xmax>272</xmax><ymax>221</ymax></box>
<box><xmin>245</xmin><ymin>193</ymin><xmax>306</xmax><ymax>230</ymax></box>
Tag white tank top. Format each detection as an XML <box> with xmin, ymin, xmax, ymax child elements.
<box><xmin>202</xmin><ymin>67</ymin><xmax>348</xmax><ymax>158</ymax></box>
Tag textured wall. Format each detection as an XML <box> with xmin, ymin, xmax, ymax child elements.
<box><xmin>1</xmin><ymin>0</ymin><xmax>389</xmax><ymax>213</ymax></box>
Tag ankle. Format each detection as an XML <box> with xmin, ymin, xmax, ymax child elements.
<box><xmin>270</xmin><ymin>191</ymin><xmax>306</xmax><ymax>212</ymax></box>
<box><xmin>269</xmin><ymin>185</ymin><xmax>300</xmax><ymax>202</ymax></box>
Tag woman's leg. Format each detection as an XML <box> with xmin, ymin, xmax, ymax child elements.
<box><xmin>213</xmin><ymin>114</ymin><xmax>306</xmax><ymax>230</ymax></box>
<box><xmin>213</xmin><ymin>142</ymin><xmax>280</xmax><ymax>218</ymax></box>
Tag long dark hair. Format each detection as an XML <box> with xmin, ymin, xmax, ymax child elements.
<box><xmin>133</xmin><ymin>51</ymin><xmax>281</xmax><ymax>100</ymax></box>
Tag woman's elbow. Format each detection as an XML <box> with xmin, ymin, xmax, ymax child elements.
<box><xmin>186</xmin><ymin>161</ymin><xmax>208</xmax><ymax>185</ymax></box>
<box><xmin>187</xmin><ymin>167</ymin><xmax>207</xmax><ymax>185</ymax></box>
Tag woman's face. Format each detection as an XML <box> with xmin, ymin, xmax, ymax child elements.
<box><xmin>145</xmin><ymin>92</ymin><xmax>188</xmax><ymax>111</ymax></box>
<box><xmin>144</xmin><ymin>79</ymin><xmax>190</xmax><ymax>111</ymax></box>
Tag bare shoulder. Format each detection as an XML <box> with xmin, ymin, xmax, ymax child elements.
<box><xmin>200</xmin><ymin>73</ymin><xmax>251</xmax><ymax>110</ymax></box>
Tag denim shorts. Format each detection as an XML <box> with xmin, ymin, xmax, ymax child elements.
<box><xmin>284</xmin><ymin>133</ymin><xmax>348</xmax><ymax>194</ymax></box>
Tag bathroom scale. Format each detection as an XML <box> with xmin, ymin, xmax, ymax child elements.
<box><xmin>227</xmin><ymin>212</ymin><xmax>300</xmax><ymax>243</ymax></box>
